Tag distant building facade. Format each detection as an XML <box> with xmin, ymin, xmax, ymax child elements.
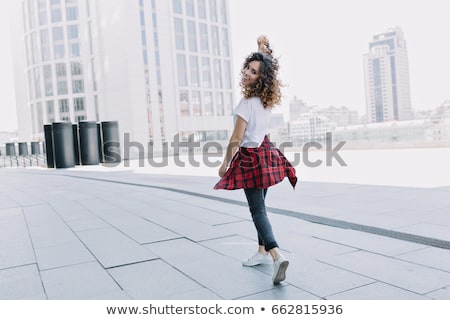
<box><xmin>363</xmin><ymin>27</ymin><xmax>413</xmax><ymax>123</ymax></box>
<box><xmin>13</xmin><ymin>0</ymin><xmax>235</xmax><ymax>148</ymax></box>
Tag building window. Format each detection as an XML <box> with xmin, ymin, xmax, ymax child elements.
<box><xmin>33</xmin><ymin>67</ymin><xmax>42</xmax><ymax>99</ymax></box>
<box><xmin>223</xmin><ymin>60</ymin><xmax>232</xmax><ymax>89</ymax></box>
<box><xmin>222</xmin><ymin>28</ymin><xmax>229</xmax><ymax>56</ymax></box>
<box><xmin>187</xmin><ymin>21</ymin><xmax>197</xmax><ymax>52</ymax></box>
<box><xmin>224</xmin><ymin>92</ymin><xmax>233</xmax><ymax>115</ymax></box>
<box><xmin>199</xmin><ymin>23</ymin><xmax>209</xmax><ymax>53</ymax></box>
<box><xmin>59</xmin><ymin>99</ymin><xmax>69</xmax><ymax>113</ymax></box>
<box><xmin>189</xmin><ymin>56</ymin><xmax>199</xmax><ymax>87</ymax></box>
<box><xmin>74</xmin><ymin>97</ymin><xmax>85</xmax><ymax>111</ymax></box>
<box><xmin>220</xmin><ymin>0</ymin><xmax>227</xmax><ymax>24</ymax></box>
<box><xmin>56</xmin><ymin>63</ymin><xmax>66</xmax><ymax>76</ymax></box>
<box><xmin>186</xmin><ymin>0</ymin><xmax>195</xmax><ymax>17</ymax></box>
<box><xmin>174</xmin><ymin>18</ymin><xmax>185</xmax><ymax>50</ymax></box>
<box><xmin>38</xmin><ymin>0</ymin><xmax>48</xmax><ymax>25</ymax></box>
<box><xmin>57</xmin><ymin>80</ymin><xmax>68</xmax><ymax>94</ymax></box>
<box><xmin>71</xmin><ymin>61</ymin><xmax>82</xmax><ymax>75</ymax></box>
<box><xmin>216</xmin><ymin>92</ymin><xmax>224</xmax><ymax>116</ymax></box>
<box><xmin>177</xmin><ymin>54</ymin><xmax>188</xmax><ymax>86</ymax></box>
<box><xmin>172</xmin><ymin>0</ymin><xmax>182</xmax><ymax>14</ymax></box>
<box><xmin>179</xmin><ymin>91</ymin><xmax>189</xmax><ymax>116</ymax></box>
<box><xmin>213</xmin><ymin>59</ymin><xmax>222</xmax><ymax>88</ymax></box>
<box><xmin>76</xmin><ymin>115</ymin><xmax>86</xmax><ymax>123</ymax></box>
<box><xmin>47</xmin><ymin>101</ymin><xmax>55</xmax><ymax>123</ymax></box>
<box><xmin>192</xmin><ymin>91</ymin><xmax>202</xmax><ymax>116</ymax></box>
<box><xmin>70</xmin><ymin>43</ymin><xmax>80</xmax><ymax>57</ymax></box>
<box><xmin>67</xmin><ymin>25</ymin><xmax>78</xmax><ymax>39</ymax></box>
<box><xmin>211</xmin><ymin>26</ymin><xmax>220</xmax><ymax>55</ymax></box>
<box><xmin>43</xmin><ymin>65</ymin><xmax>53</xmax><ymax>96</ymax></box>
<box><xmin>209</xmin><ymin>0</ymin><xmax>218</xmax><ymax>22</ymax></box>
<box><xmin>51</xmin><ymin>8</ymin><xmax>62</xmax><ymax>23</ymax></box>
<box><xmin>66</xmin><ymin>6</ymin><xmax>78</xmax><ymax>21</ymax></box>
<box><xmin>40</xmin><ymin>29</ymin><xmax>50</xmax><ymax>61</ymax></box>
<box><xmin>201</xmin><ymin>57</ymin><xmax>211</xmax><ymax>88</ymax></box>
<box><xmin>72</xmin><ymin>79</ymin><xmax>84</xmax><ymax>93</ymax></box>
<box><xmin>204</xmin><ymin>91</ymin><xmax>213</xmax><ymax>116</ymax></box>
<box><xmin>198</xmin><ymin>0</ymin><xmax>207</xmax><ymax>19</ymax></box>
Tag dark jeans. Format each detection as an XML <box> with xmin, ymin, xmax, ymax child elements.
<box><xmin>243</xmin><ymin>188</ymin><xmax>278</xmax><ymax>251</ymax></box>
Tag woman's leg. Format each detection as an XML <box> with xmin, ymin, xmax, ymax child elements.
<box><xmin>243</xmin><ymin>188</ymin><xmax>278</xmax><ymax>252</ymax></box>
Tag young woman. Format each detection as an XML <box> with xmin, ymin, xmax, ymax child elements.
<box><xmin>214</xmin><ymin>35</ymin><xmax>297</xmax><ymax>284</ymax></box>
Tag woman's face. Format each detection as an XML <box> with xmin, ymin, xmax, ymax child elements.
<box><xmin>241</xmin><ymin>60</ymin><xmax>261</xmax><ymax>86</ymax></box>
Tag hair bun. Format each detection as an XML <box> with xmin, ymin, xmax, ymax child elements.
<box><xmin>257</xmin><ymin>35</ymin><xmax>272</xmax><ymax>55</ymax></box>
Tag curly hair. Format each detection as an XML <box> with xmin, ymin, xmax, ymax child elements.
<box><xmin>240</xmin><ymin>37</ymin><xmax>282</xmax><ymax>109</ymax></box>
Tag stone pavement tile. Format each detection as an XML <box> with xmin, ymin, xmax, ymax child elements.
<box><xmin>138</xmin><ymin>209</ymin><xmax>235</xmax><ymax>242</ymax></box>
<box><xmin>309</xmin><ymin>225</ymin><xmax>425</xmax><ymax>256</ymax></box>
<box><xmin>209</xmin><ymin>221</ymin><xmax>262</xmax><ymax>246</ymax></box>
<box><xmin>397</xmin><ymin>247</ymin><xmax>450</xmax><ymax>273</ymax></box>
<box><xmin>419</xmin><ymin>206</ymin><xmax>450</xmax><ymax>226</ymax></box>
<box><xmin>0</xmin><ymin>208</ymin><xmax>35</xmax><ymax>269</ymax></box>
<box><xmin>91</xmin><ymin>206</ymin><xmax>136</xmax><ymax>221</ymax></box>
<box><xmin>201</xmin><ymin>235</ymin><xmax>271</xmax><ymax>263</ymax></box>
<box><xmin>426</xmin><ymin>286</ymin><xmax>450</xmax><ymax>299</ymax></box>
<box><xmin>240</xmin><ymin>285</ymin><xmax>321</xmax><ymax>300</ymax></box>
<box><xmin>45</xmin><ymin>199</ymin><xmax>88</xmax><ymax>215</ymax></box>
<box><xmin>0</xmin><ymin>246</ymin><xmax>36</xmax><ymax>270</ymax></box>
<box><xmin>191</xmin><ymin>200</ymin><xmax>251</xmax><ymax>220</ymax></box>
<box><xmin>41</xmin><ymin>262</ymin><xmax>123</xmax><ymax>299</ymax></box>
<box><xmin>104</xmin><ymin>216</ymin><xmax>181</xmax><ymax>244</ymax></box>
<box><xmin>65</xmin><ymin>217</ymin><xmax>111</xmax><ymax>232</ymax></box>
<box><xmin>281</xmin><ymin>256</ymin><xmax>375</xmax><ymax>298</ymax></box>
<box><xmin>172</xmin><ymin>202</ymin><xmax>244</xmax><ymax>226</ymax></box>
<box><xmin>4</xmin><ymin>190</ymin><xmax>44</xmax><ymax>207</ymax></box>
<box><xmin>145</xmin><ymin>238</ymin><xmax>275</xmax><ymax>299</ymax></box>
<box><xmin>391</xmin><ymin>189</ymin><xmax>450</xmax><ymax>211</ymax></box>
<box><xmin>326</xmin><ymin>282</ymin><xmax>430</xmax><ymax>300</ymax></box>
<box><xmin>0</xmin><ymin>264</ymin><xmax>46</xmax><ymax>299</ymax></box>
<box><xmin>56</xmin><ymin>208</ymin><xmax>97</xmax><ymax>222</ymax></box>
<box><xmin>26</xmin><ymin>219</ymin><xmax>80</xmax><ymax>248</ymax></box>
<box><xmin>0</xmin><ymin>194</ymin><xmax>18</xmax><ymax>209</ymax></box>
<box><xmin>35</xmin><ymin>242</ymin><xmax>96</xmax><ymax>271</ymax></box>
<box><xmin>22</xmin><ymin>204</ymin><xmax>62</xmax><ymax>225</ymax></box>
<box><xmin>76</xmin><ymin>227</ymin><xmax>157</xmax><ymax>268</ymax></box>
<box><xmin>277</xmin><ymin>232</ymin><xmax>358</xmax><ymax>260</ymax></box>
<box><xmin>393</xmin><ymin>223</ymin><xmax>450</xmax><ymax>241</ymax></box>
<box><xmin>108</xmin><ymin>260</ymin><xmax>217</xmax><ymax>300</ymax></box>
<box><xmin>319</xmin><ymin>251</ymin><xmax>450</xmax><ymax>294</ymax></box>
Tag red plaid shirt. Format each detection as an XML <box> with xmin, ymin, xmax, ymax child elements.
<box><xmin>214</xmin><ymin>136</ymin><xmax>297</xmax><ymax>190</ymax></box>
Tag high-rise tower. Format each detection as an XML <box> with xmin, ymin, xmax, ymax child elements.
<box><xmin>13</xmin><ymin>0</ymin><xmax>235</xmax><ymax>147</ymax></box>
<box><xmin>363</xmin><ymin>27</ymin><xmax>412</xmax><ymax>122</ymax></box>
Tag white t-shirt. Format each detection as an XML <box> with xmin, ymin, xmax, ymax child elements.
<box><xmin>234</xmin><ymin>97</ymin><xmax>271</xmax><ymax>147</ymax></box>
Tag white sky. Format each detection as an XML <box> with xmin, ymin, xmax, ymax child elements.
<box><xmin>1</xmin><ymin>0</ymin><xmax>449</xmax><ymax>132</ymax></box>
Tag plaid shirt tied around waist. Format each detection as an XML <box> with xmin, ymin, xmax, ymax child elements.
<box><xmin>214</xmin><ymin>135</ymin><xmax>298</xmax><ymax>190</ymax></box>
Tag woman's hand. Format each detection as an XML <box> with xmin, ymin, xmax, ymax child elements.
<box><xmin>218</xmin><ymin>163</ymin><xmax>228</xmax><ymax>177</ymax></box>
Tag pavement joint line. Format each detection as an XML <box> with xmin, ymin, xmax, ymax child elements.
<box><xmin>28</xmin><ymin>172</ymin><xmax>450</xmax><ymax>250</ymax></box>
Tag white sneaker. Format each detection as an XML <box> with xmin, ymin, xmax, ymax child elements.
<box><xmin>242</xmin><ymin>252</ymin><xmax>272</xmax><ymax>266</ymax></box>
<box><xmin>272</xmin><ymin>255</ymin><xmax>289</xmax><ymax>284</ymax></box>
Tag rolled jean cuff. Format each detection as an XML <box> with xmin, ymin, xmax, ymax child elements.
<box><xmin>264</xmin><ymin>242</ymin><xmax>278</xmax><ymax>252</ymax></box>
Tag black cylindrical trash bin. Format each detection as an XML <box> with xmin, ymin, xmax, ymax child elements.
<box><xmin>18</xmin><ymin>142</ymin><xmax>28</xmax><ymax>156</ymax></box>
<box><xmin>72</xmin><ymin>124</ymin><xmax>81</xmax><ymax>165</ymax></box>
<box><xmin>52</xmin><ymin>122</ymin><xmax>76</xmax><ymax>168</ymax></box>
<box><xmin>101</xmin><ymin>121</ymin><xmax>121</xmax><ymax>163</ymax></box>
<box><xmin>79</xmin><ymin>121</ymin><xmax>100</xmax><ymax>165</ymax></box>
<box><xmin>31</xmin><ymin>142</ymin><xmax>40</xmax><ymax>155</ymax></box>
<box><xmin>44</xmin><ymin>124</ymin><xmax>54</xmax><ymax>168</ymax></box>
<box><xmin>5</xmin><ymin>143</ymin><xmax>16</xmax><ymax>156</ymax></box>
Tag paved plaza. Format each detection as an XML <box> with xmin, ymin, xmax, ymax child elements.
<box><xmin>1</xmin><ymin>167</ymin><xmax>450</xmax><ymax>300</ymax></box>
